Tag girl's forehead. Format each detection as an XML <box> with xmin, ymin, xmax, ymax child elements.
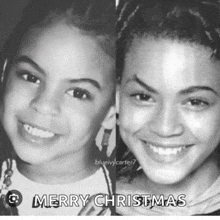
<box><xmin>20</xmin><ymin>20</ymin><xmax>106</xmax><ymax>59</ymax></box>
<box><xmin>15</xmin><ymin>20</ymin><xmax>114</xmax><ymax>83</ymax></box>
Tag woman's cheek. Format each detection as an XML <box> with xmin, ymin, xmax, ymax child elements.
<box><xmin>183</xmin><ymin>110</ymin><xmax>220</xmax><ymax>142</ymax></box>
<box><xmin>120</xmin><ymin>99</ymin><xmax>152</xmax><ymax>132</ymax></box>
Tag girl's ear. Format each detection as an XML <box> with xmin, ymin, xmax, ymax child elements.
<box><xmin>101</xmin><ymin>105</ymin><xmax>116</xmax><ymax>130</ymax></box>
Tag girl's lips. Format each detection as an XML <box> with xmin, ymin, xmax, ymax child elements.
<box><xmin>18</xmin><ymin>122</ymin><xmax>61</xmax><ymax>146</ymax></box>
<box><xmin>141</xmin><ymin>140</ymin><xmax>194</xmax><ymax>163</ymax></box>
<box><xmin>21</xmin><ymin>121</ymin><xmax>57</xmax><ymax>135</ymax></box>
<box><xmin>23</xmin><ymin>124</ymin><xmax>55</xmax><ymax>138</ymax></box>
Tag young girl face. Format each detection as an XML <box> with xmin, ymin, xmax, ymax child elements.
<box><xmin>1</xmin><ymin>20</ymin><xmax>115</xmax><ymax>165</ymax></box>
<box><xmin>119</xmin><ymin>37</ymin><xmax>220</xmax><ymax>184</ymax></box>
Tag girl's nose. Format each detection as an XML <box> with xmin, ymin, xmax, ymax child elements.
<box><xmin>149</xmin><ymin>104</ymin><xmax>184</xmax><ymax>138</ymax></box>
<box><xmin>30</xmin><ymin>88</ymin><xmax>61</xmax><ymax>116</ymax></box>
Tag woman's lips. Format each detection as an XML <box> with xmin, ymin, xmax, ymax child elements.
<box><xmin>141</xmin><ymin>140</ymin><xmax>194</xmax><ymax>163</ymax></box>
<box><xmin>148</xmin><ymin>144</ymin><xmax>186</xmax><ymax>156</ymax></box>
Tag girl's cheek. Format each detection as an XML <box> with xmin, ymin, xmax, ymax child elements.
<box><xmin>5</xmin><ymin>73</ymin><xmax>22</xmax><ymax>94</ymax></box>
<box><xmin>4</xmin><ymin>77</ymin><xmax>33</xmax><ymax>107</ymax></box>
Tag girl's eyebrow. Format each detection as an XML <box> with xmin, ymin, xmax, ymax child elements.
<box><xmin>126</xmin><ymin>74</ymin><xmax>158</xmax><ymax>94</ymax></box>
<box><xmin>13</xmin><ymin>55</ymin><xmax>45</xmax><ymax>75</ymax></box>
<box><xmin>13</xmin><ymin>55</ymin><xmax>101</xmax><ymax>90</ymax></box>
<box><xmin>68</xmin><ymin>79</ymin><xmax>101</xmax><ymax>90</ymax></box>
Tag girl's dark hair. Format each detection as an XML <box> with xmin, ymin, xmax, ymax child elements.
<box><xmin>116</xmin><ymin>0</ymin><xmax>220</xmax><ymax>180</ymax></box>
<box><xmin>1</xmin><ymin>0</ymin><xmax>115</xmax><ymax>83</ymax></box>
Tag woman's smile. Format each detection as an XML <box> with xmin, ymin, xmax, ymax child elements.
<box><xmin>141</xmin><ymin>140</ymin><xmax>194</xmax><ymax>163</ymax></box>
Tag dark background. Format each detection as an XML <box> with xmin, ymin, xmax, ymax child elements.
<box><xmin>0</xmin><ymin>0</ymin><xmax>30</xmax><ymax>53</ymax></box>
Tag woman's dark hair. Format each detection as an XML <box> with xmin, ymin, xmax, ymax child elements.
<box><xmin>116</xmin><ymin>0</ymin><xmax>220</xmax><ymax>180</ymax></box>
<box><xmin>117</xmin><ymin>0</ymin><xmax>220</xmax><ymax>81</ymax></box>
<box><xmin>0</xmin><ymin>0</ymin><xmax>115</xmax><ymax>215</ymax></box>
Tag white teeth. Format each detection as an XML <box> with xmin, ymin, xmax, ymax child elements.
<box><xmin>149</xmin><ymin>144</ymin><xmax>186</xmax><ymax>156</ymax></box>
<box><xmin>23</xmin><ymin>124</ymin><xmax>55</xmax><ymax>138</ymax></box>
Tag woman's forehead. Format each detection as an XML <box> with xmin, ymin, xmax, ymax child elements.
<box><xmin>126</xmin><ymin>37</ymin><xmax>215</xmax><ymax>71</ymax></box>
<box><xmin>123</xmin><ymin>37</ymin><xmax>220</xmax><ymax>95</ymax></box>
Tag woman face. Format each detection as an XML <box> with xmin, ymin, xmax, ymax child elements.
<box><xmin>1</xmin><ymin>20</ymin><xmax>115</xmax><ymax>165</ymax></box>
<box><xmin>118</xmin><ymin>37</ymin><xmax>220</xmax><ymax>184</ymax></box>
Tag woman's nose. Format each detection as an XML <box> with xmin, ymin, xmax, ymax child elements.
<box><xmin>30</xmin><ymin>88</ymin><xmax>61</xmax><ymax>116</ymax></box>
<box><xmin>149</xmin><ymin>104</ymin><xmax>184</xmax><ymax>138</ymax></box>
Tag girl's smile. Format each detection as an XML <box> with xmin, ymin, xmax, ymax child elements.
<box><xmin>18</xmin><ymin>121</ymin><xmax>61</xmax><ymax>145</ymax></box>
<box><xmin>119</xmin><ymin>37</ymin><xmax>220</xmax><ymax>185</ymax></box>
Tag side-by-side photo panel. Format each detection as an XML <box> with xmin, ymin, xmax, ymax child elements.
<box><xmin>116</xmin><ymin>0</ymin><xmax>220</xmax><ymax>216</ymax></box>
<box><xmin>0</xmin><ymin>0</ymin><xmax>116</xmax><ymax>215</ymax></box>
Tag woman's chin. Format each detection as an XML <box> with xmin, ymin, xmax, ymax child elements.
<box><xmin>143</xmin><ymin>167</ymin><xmax>188</xmax><ymax>185</ymax></box>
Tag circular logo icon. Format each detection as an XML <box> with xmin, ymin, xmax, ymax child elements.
<box><xmin>5</xmin><ymin>190</ymin><xmax>23</xmax><ymax>207</ymax></box>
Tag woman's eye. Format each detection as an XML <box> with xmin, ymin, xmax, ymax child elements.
<box><xmin>131</xmin><ymin>93</ymin><xmax>154</xmax><ymax>102</ymax></box>
<box><xmin>22</xmin><ymin>72</ymin><xmax>40</xmax><ymax>84</ymax></box>
<box><xmin>186</xmin><ymin>99</ymin><xmax>209</xmax><ymax>110</ymax></box>
<box><xmin>67</xmin><ymin>88</ymin><xmax>91</xmax><ymax>100</ymax></box>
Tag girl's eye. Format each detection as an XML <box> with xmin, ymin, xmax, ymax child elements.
<box><xmin>67</xmin><ymin>88</ymin><xmax>91</xmax><ymax>100</ymax></box>
<box><xmin>131</xmin><ymin>93</ymin><xmax>154</xmax><ymax>102</ymax></box>
<box><xmin>22</xmin><ymin>72</ymin><xmax>40</xmax><ymax>84</ymax></box>
<box><xmin>185</xmin><ymin>99</ymin><xmax>210</xmax><ymax>110</ymax></box>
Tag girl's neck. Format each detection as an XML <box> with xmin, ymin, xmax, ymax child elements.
<box><xmin>16</xmin><ymin>146</ymin><xmax>99</xmax><ymax>185</ymax></box>
<box><xmin>141</xmin><ymin>155</ymin><xmax>220</xmax><ymax>202</ymax></box>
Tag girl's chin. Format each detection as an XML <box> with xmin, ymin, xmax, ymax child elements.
<box><xmin>16</xmin><ymin>156</ymin><xmax>46</xmax><ymax>165</ymax></box>
<box><xmin>14</xmin><ymin>148</ymin><xmax>50</xmax><ymax>165</ymax></box>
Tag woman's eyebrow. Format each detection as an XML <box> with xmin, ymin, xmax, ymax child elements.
<box><xmin>179</xmin><ymin>86</ymin><xmax>219</xmax><ymax>96</ymax></box>
<box><xmin>126</xmin><ymin>74</ymin><xmax>158</xmax><ymax>94</ymax></box>
<box><xmin>13</xmin><ymin>55</ymin><xmax>45</xmax><ymax>75</ymax></box>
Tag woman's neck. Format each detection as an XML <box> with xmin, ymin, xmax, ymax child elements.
<box><xmin>16</xmin><ymin>146</ymin><xmax>99</xmax><ymax>185</ymax></box>
<box><xmin>141</xmin><ymin>156</ymin><xmax>220</xmax><ymax>202</ymax></box>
